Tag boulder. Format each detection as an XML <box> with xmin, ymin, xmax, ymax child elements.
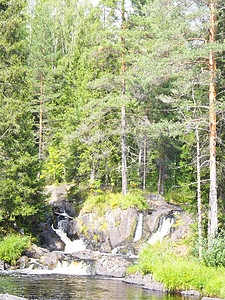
<box><xmin>145</xmin><ymin>193</ymin><xmax>173</xmax><ymax>208</ymax></box>
<box><xmin>40</xmin><ymin>251</ymin><xmax>64</xmax><ymax>268</ymax></box>
<box><xmin>95</xmin><ymin>255</ymin><xmax>134</xmax><ymax>277</ymax></box>
<box><xmin>16</xmin><ymin>256</ymin><xmax>30</xmax><ymax>269</ymax></box>
<box><xmin>24</xmin><ymin>244</ymin><xmax>50</xmax><ymax>259</ymax></box>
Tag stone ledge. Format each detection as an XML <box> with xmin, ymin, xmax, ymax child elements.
<box><xmin>123</xmin><ymin>273</ymin><xmax>167</xmax><ymax>292</ymax></box>
<box><xmin>181</xmin><ymin>290</ymin><xmax>201</xmax><ymax>297</ymax></box>
<box><xmin>202</xmin><ymin>298</ymin><xmax>225</xmax><ymax>300</ymax></box>
<box><xmin>0</xmin><ymin>294</ymin><xmax>27</xmax><ymax>300</ymax></box>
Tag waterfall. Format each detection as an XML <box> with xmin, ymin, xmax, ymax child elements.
<box><xmin>52</xmin><ymin>212</ymin><xmax>86</xmax><ymax>253</ymax></box>
<box><xmin>147</xmin><ymin>214</ymin><xmax>175</xmax><ymax>245</ymax></box>
<box><xmin>54</xmin><ymin>260</ymin><xmax>95</xmax><ymax>275</ymax></box>
<box><xmin>133</xmin><ymin>213</ymin><xmax>143</xmax><ymax>242</ymax></box>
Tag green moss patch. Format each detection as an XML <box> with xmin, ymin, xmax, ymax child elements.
<box><xmin>80</xmin><ymin>191</ymin><xmax>149</xmax><ymax>215</ymax></box>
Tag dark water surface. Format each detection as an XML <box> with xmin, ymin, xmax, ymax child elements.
<box><xmin>0</xmin><ymin>273</ymin><xmax>184</xmax><ymax>300</ymax></box>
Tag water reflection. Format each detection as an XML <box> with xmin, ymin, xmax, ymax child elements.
<box><xmin>0</xmin><ymin>273</ymin><xmax>184</xmax><ymax>300</ymax></box>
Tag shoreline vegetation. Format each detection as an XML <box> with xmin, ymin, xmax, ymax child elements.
<box><xmin>127</xmin><ymin>240</ymin><xmax>225</xmax><ymax>299</ymax></box>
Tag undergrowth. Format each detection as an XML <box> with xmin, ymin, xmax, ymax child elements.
<box><xmin>80</xmin><ymin>190</ymin><xmax>149</xmax><ymax>215</ymax></box>
<box><xmin>0</xmin><ymin>234</ymin><xmax>30</xmax><ymax>265</ymax></box>
<box><xmin>127</xmin><ymin>241</ymin><xmax>225</xmax><ymax>298</ymax></box>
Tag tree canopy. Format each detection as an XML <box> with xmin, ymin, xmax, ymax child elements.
<box><xmin>0</xmin><ymin>0</ymin><xmax>225</xmax><ymax>238</ymax></box>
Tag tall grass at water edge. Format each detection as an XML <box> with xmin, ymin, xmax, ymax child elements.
<box><xmin>0</xmin><ymin>234</ymin><xmax>30</xmax><ymax>265</ymax></box>
<box><xmin>127</xmin><ymin>241</ymin><xmax>225</xmax><ymax>298</ymax></box>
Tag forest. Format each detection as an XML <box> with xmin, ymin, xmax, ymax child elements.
<box><xmin>0</xmin><ymin>0</ymin><xmax>225</xmax><ymax>244</ymax></box>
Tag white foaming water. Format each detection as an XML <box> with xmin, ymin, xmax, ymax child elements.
<box><xmin>64</xmin><ymin>239</ymin><xmax>86</xmax><ymax>253</ymax></box>
<box><xmin>133</xmin><ymin>213</ymin><xmax>143</xmax><ymax>242</ymax></box>
<box><xmin>147</xmin><ymin>215</ymin><xmax>175</xmax><ymax>245</ymax></box>
<box><xmin>51</xmin><ymin>225</ymin><xmax>86</xmax><ymax>253</ymax></box>
<box><xmin>53</xmin><ymin>260</ymin><xmax>93</xmax><ymax>275</ymax></box>
<box><xmin>20</xmin><ymin>260</ymin><xmax>93</xmax><ymax>276</ymax></box>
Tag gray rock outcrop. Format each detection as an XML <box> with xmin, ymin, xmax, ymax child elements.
<box><xmin>0</xmin><ymin>294</ymin><xmax>27</xmax><ymax>300</ymax></box>
<box><xmin>40</xmin><ymin>185</ymin><xmax>193</xmax><ymax>255</ymax></box>
<box><xmin>66</xmin><ymin>193</ymin><xmax>192</xmax><ymax>254</ymax></box>
<box><xmin>123</xmin><ymin>273</ymin><xmax>166</xmax><ymax>291</ymax></box>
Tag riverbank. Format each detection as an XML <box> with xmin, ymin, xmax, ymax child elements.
<box><xmin>126</xmin><ymin>241</ymin><xmax>225</xmax><ymax>299</ymax></box>
<box><xmin>3</xmin><ymin>243</ymin><xmax>223</xmax><ymax>300</ymax></box>
<box><xmin>0</xmin><ymin>187</ymin><xmax>223</xmax><ymax>299</ymax></box>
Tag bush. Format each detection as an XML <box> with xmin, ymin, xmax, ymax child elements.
<box><xmin>165</xmin><ymin>188</ymin><xmax>196</xmax><ymax>210</ymax></box>
<box><xmin>0</xmin><ymin>234</ymin><xmax>30</xmax><ymax>265</ymax></box>
<box><xmin>201</xmin><ymin>231</ymin><xmax>225</xmax><ymax>267</ymax></box>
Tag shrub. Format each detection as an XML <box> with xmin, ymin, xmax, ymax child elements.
<box><xmin>165</xmin><ymin>188</ymin><xmax>195</xmax><ymax>210</ymax></box>
<box><xmin>201</xmin><ymin>231</ymin><xmax>225</xmax><ymax>267</ymax></box>
<box><xmin>0</xmin><ymin>234</ymin><xmax>30</xmax><ymax>265</ymax></box>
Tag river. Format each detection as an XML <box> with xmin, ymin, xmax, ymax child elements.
<box><xmin>0</xmin><ymin>273</ymin><xmax>184</xmax><ymax>300</ymax></box>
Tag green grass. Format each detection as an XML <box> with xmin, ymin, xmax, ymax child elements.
<box><xmin>127</xmin><ymin>241</ymin><xmax>225</xmax><ymax>298</ymax></box>
<box><xmin>0</xmin><ymin>234</ymin><xmax>30</xmax><ymax>265</ymax></box>
<box><xmin>80</xmin><ymin>190</ymin><xmax>149</xmax><ymax>215</ymax></box>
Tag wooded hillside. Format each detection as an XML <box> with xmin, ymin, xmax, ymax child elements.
<box><xmin>0</xmin><ymin>0</ymin><xmax>225</xmax><ymax>239</ymax></box>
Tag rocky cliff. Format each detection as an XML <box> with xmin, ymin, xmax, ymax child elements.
<box><xmin>40</xmin><ymin>185</ymin><xmax>193</xmax><ymax>255</ymax></box>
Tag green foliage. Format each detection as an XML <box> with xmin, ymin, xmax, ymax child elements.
<box><xmin>66</xmin><ymin>186</ymin><xmax>90</xmax><ymax>215</ymax></box>
<box><xmin>0</xmin><ymin>234</ymin><xmax>30</xmax><ymax>265</ymax></box>
<box><xmin>201</xmin><ymin>232</ymin><xmax>225</xmax><ymax>268</ymax></box>
<box><xmin>81</xmin><ymin>190</ymin><xmax>149</xmax><ymax>215</ymax></box>
<box><xmin>0</xmin><ymin>0</ymin><xmax>48</xmax><ymax>235</ymax></box>
<box><xmin>165</xmin><ymin>188</ymin><xmax>196</xmax><ymax>210</ymax></box>
<box><xmin>41</xmin><ymin>146</ymin><xmax>67</xmax><ymax>184</ymax></box>
<box><xmin>127</xmin><ymin>241</ymin><xmax>225</xmax><ymax>298</ymax></box>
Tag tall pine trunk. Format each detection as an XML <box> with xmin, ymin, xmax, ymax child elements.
<box><xmin>143</xmin><ymin>136</ymin><xmax>146</xmax><ymax>192</ymax></box>
<box><xmin>158</xmin><ymin>152</ymin><xmax>162</xmax><ymax>194</ymax></box>
<box><xmin>161</xmin><ymin>164</ymin><xmax>165</xmax><ymax>195</ymax></box>
<box><xmin>38</xmin><ymin>38</ymin><xmax>45</xmax><ymax>163</ymax></box>
<box><xmin>121</xmin><ymin>104</ymin><xmax>127</xmax><ymax>196</ymax></box>
<box><xmin>158</xmin><ymin>141</ymin><xmax>165</xmax><ymax>195</ymax></box>
<box><xmin>38</xmin><ymin>71</ymin><xmax>44</xmax><ymax>162</ymax></box>
<box><xmin>121</xmin><ymin>0</ymin><xmax>127</xmax><ymax>196</ymax></box>
<box><xmin>208</xmin><ymin>0</ymin><xmax>218</xmax><ymax>237</ymax></box>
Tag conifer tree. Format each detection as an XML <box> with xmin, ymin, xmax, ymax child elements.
<box><xmin>0</xmin><ymin>0</ymin><xmax>46</xmax><ymax>234</ymax></box>
<box><xmin>28</xmin><ymin>0</ymin><xmax>62</xmax><ymax>163</ymax></box>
